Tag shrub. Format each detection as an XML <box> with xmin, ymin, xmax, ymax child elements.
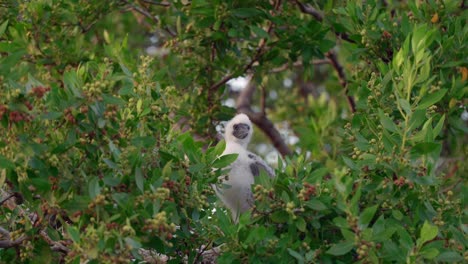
<box><xmin>0</xmin><ymin>1</ymin><xmax>466</xmax><ymax>263</ymax></box>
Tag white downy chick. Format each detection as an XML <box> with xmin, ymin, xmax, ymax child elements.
<box><xmin>213</xmin><ymin>113</ymin><xmax>275</xmax><ymax>221</ymax></box>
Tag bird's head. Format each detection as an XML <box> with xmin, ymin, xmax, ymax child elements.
<box><xmin>225</xmin><ymin>113</ymin><xmax>253</xmax><ymax>147</ymax></box>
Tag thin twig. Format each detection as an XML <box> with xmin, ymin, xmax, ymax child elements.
<box><xmin>192</xmin><ymin>239</ymin><xmax>214</xmax><ymax>264</ymax></box>
<box><xmin>270</xmin><ymin>59</ymin><xmax>329</xmax><ymax>73</ymax></box>
<box><xmin>0</xmin><ymin>192</ymin><xmax>23</xmax><ymax>206</ymax></box>
<box><xmin>0</xmin><ymin>190</ymin><xmax>71</xmax><ymax>254</ymax></box>
<box><xmin>0</xmin><ymin>235</ymin><xmax>28</xmax><ymax>248</ymax></box>
<box><xmin>0</xmin><ymin>227</ymin><xmax>9</xmax><ymax>239</ymax></box>
<box><xmin>294</xmin><ymin>0</ymin><xmax>356</xmax><ymax>43</ymax></box>
<box><xmin>326</xmin><ymin>51</ymin><xmax>356</xmax><ymax>113</ymax></box>
<box><xmin>121</xmin><ymin>0</ymin><xmax>159</xmax><ymax>24</ymax></box>
<box><xmin>260</xmin><ymin>84</ymin><xmax>266</xmax><ymax>116</ymax></box>
<box><xmin>237</xmin><ymin>81</ymin><xmax>293</xmax><ymax>157</ymax></box>
<box><xmin>141</xmin><ymin>0</ymin><xmax>170</xmax><ymax>6</ymax></box>
<box><xmin>293</xmin><ymin>0</ymin><xmax>323</xmax><ymax>21</ymax></box>
<box><xmin>210</xmin><ymin>73</ymin><xmax>235</xmax><ymax>92</ymax></box>
<box><xmin>39</xmin><ymin>229</ymin><xmax>70</xmax><ymax>253</ymax></box>
<box><xmin>208</xmin><ymin>0</ymin><xmax>281</xmax><ymax>92</ymax></box>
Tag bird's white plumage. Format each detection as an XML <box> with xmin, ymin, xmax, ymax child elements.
<box><xmin>213</xmin><ymin>114</ymin><xmax>274</xmax><ymax>221</ymax></box>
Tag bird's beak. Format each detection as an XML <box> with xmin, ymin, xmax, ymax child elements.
<box><xmin>233</xmin><ymin>123</ymin><xmax>250</xmax><ymax>139</ymax></box>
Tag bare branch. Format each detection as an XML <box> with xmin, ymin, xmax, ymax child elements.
<box><xmin>0</xmin><ymin>192</ymin><xmax>23</xmax><ymax>207</ymax></box>
<box><xmin>325</xmin><ymin>51</ymin><xmax>356</xmax><ymax>113</ymax></box>
<box><xmin>0</xmin><ymin>227</ymin><xmax>28</xmax><ymax>249</ymax></box>
<box><xmin>141</xmin><ymin>0</ymin><xmax>170</xmax><ymax>6</ymax></box>
<box><xmin>237</xmin><ymin>81</ymin><xmax>293</xmax><ymax>157</ymax></box>
<box><xmin>293</xmin><ymin>0</ymin><xmax>323</xmax><ymax>21</ymax></box>
<box><xmin>293</xmin><ymin>0</ymin><xmax>356</xmax><ymax>43</ymax></box>
<box><xmin>39</xmin><ymin>230</ymin><xmax>70</xmax><ymax>253</ymax></box>
<box><xmin>210</xmin><ymin>73</ymin><xmax>235</xmax><ymax>92</ymax></box>
<box><xmin>270</xmin><ymin>59</ymin><xmax>329</xmax><ymax>73</ymax></box>
<box><xmin>209</xmin><ymin>0</ymin><xmax>281</xmax><ymax>92</ymax></box>
<box><xmin>260</xmin><ymin>84</ymin><xmax>266</xmax><ymax>116</ymax></box>
<box><xmin>120</xmin><ymin>0</ymin><xmax>159</xmax><ymax>24</ymax></box>
<box><xmin>0</xmin><ymin>227</ymin><xmax>10</xmax><ymax>240</ymax></box>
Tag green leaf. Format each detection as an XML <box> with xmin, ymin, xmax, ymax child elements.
<box><xmin>341</xmin><ymin>228</ymin><xmax>355</xmax><ymax>241</ymax></box>
<box><xmin>88</xmin><ymin>177</ymin><xmax>100</xmax><ymax>198</ymax></box>
<box><xmin>188</xmin><ymin>163</ymin><xmax>205</xmax><ymax>173</ymax></box>
<box><xmin>67</xmin><ymin>226</ymin><xmax>80</xmax><ymax>243</ymax></box>
<box><xmin>305</xmin><ymin>199</ymin><xmax>327</xmax><ymax>211</ymax></box>
<box><xmin>359</xmin><ymin>204</ymin><xmax>379</xmax><ymax>228</ymax></box>
<box><xmin>415</xmin><ymin>89</ymin><xmax>447</xmax><ymax>110</ymax></box>
<box><xmin>212</xmin><ymin>153</ymin><xmax>238</xmax><ymax>168</ymax></box>
<box><xmin>393</xmin><ymin>48</ymin><xmax>404</xmax><ymax>71</ymax></box>
<box><xmin>412</xmin><ymin>142</ymin><xmax>439</xmax><ymax>155</ymax></box>
<box><xmin>245</xmin><ymin>226</ymin><xmax>267</xmax><ymax>244</ymax></box>
<box><xmin>392</xmin><ymin>210</ymin><xmax>404</xmax><ymax>221</ymax></box>
<box><xmin>326</xmin><ymin>241</ymin><xmax>354</xmax><ymax>256</ymax></box>
<box><xmin>398</xmin><ymin>98</ymin><xmax>412</xmax><ymax>116</ymax></box>
<box><xmin>213</xmin><ymin>140</ymin><xmax>226</xmax><ymax>157</ymax></box>
<box><xmin>162</xmin><ymin>161</ymin><xmax>172</xmax><ymax>178</ymax></box>
<box><xmin>408</xmin><ymin>109</ymin><xmax>426</xmax><ymax>131</ymax></box>
<box><xmin>135</xmin><ymin>167</ymin><xmax>144</xmax><ymax>192</ymax></box>
<box><xmin>318</xmin><ymin>39</ymin><xmax>336</xmax><ymax>53</ymax></box>
<box><xmin>287</xmin><ymin>248</ymin><xmax>304</xmax><ymax>262</ymax></box>
<box><xmin>308</xmin><ymin>167</ymin><xmax>328</xmax><ymax>182</ymax></box>
<box><xmin>435</xmin><ymin>251</ymin><xmax>463</xmax><ymax>262</ymax></box>
<box><xmin>420</xmin><ymin>247</ymin><xmax>439</xmax><ymax>259</ymax></box>
<box><xmin>231</xmin><ymin>8</ymin><xmax>263</xmax><ymax>18</ymax></box>
<box><xmin>432</xmin><ymin>115</ymin><xmax>445</xmax><ymax>139</ymax></box>
<box><xmin>270</xmin><ymin>211</ymin><xmax>288</xmax><ymax>223</ymax></box>
<box><xmin>295</xmin><ymin>217</ymin><xmax>307</xmax><ymax>232</ymax></box>
<box><xmin>131</xmin><ymin>136</ymin><xmax>156</xmax><ymax>148</ymax></box>
<box><xmin>0</xmin><ymin>154</ymin><xmax>15</xmax><ymax>169</ymax></box>
<box><xmin>41</xmin><ymin>112</ymin><xmax>62</xmax><ymax>120</ymax></box>
<box><xmin>102</xmin><ymin>94</ymin><xmax>125</xmax><ymax>106</ymax></box>
<box><xmin>125</xmin><ymin>237</ymin><xmax>142</xmax><ymax>250</ymax></box>
<box><xmin>0</xmin><ymin>20</ymin><xmax>8</xmax><ymax>38</ymax></box>
<box><xmin>250</xmin><ymin>25</ymin><xmax>269</xmax><ymax>39</ymax></box>
<box><xmin>417</xmin><ymin>221</ymin><xmax>438</xmax><ymax>246</ymax></box>
<box><xmin>378</xmin><ymin>110</ymin><xmax>398</xmax><ymax>133</ymax></box>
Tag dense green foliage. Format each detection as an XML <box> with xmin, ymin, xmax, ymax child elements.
<box><xmin>0</xmin><ymin>0</ymin><xmax>466</xmax><ymax>263</ymax></box>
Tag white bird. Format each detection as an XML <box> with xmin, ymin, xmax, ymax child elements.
<box><xmin>213</xmin><ymin>113</ymin><xmax>275</xmax><ymax>221</ymax></box>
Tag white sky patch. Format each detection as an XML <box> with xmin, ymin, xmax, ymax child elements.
<box><xmin>266</xmin><ymin>151</ymin><xmax>278</xmax><ymax>164</ymax></box>
<box><xmin>146</xmin><ymin>46</ymin><xmax>170</xmax><ymax>57</ymax></box>
<box><xmin>461</xmin><ymin>109</ymin><xmax>468</xmax><ymax>121</ymax></box>
<box><xmin>227</xmin><ymin>76</ymin><xmax>249</xmax><ymax>91</ymax></box>
<box><xmin>146</xmin><ymin>46</ymin><xmax>158</xmax><ymax>56</ymax></box>
<box><xmin>287</xmin><ymin>135</ymin><xmax>299</xmax><ymax>145</ymax></box>
<box><xmin>222</xmin><ymin>98</ymin><xmax>236</xmax><ymax>108</ymax></box>
<box><xmin>255</xmin><ymin>143</ymin><xmax>269</xmax><ymax>155</ymax></box>
<box><xmin>150</xmin><ymin>35</ymin><xmax>159</xmax><ymax>43</ymax></box>
<box><xmin>269</xmin><ymin>90</ymin><xmax>278</xmax><ymax>100</ymax></box>
<box><xmin>283</xmin><ymin>78</ymin><xmax>293</xmax><ymax>88</ymax></box>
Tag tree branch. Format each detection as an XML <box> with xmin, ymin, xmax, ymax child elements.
<box><xmin>0</xmin><ymin>227</ymin><xmax>28</xmax><ymax>249</ymax></box>
<box><xmin>237</xmin><ymin>81</ymin><xmax>293</xmax><ymax>157</ymax></box>
<box><xmin>0</xmin><ymin>190</ymin><xmax>71</xmax><ymax>254</ymax></box>
<box><xmin>120</xmin><ymin>0</ymin><xmax>159</xmax><ymax>24</ymax></box>
<box><xmin>141</xmin><ymin>0</ymin><xmax>170</xmax><ymax>6</ymax></box>
<box><xmin>293</xmin><ymin>0</ymin><xmax>356</xmax><ymax>43</ymax></box>
<box><xmin>209</xmin><ymin>0</ymin><xmax>282</xmax><ymax>92</ymax></box>
<box><xmin>293</xmin><ymin>0</ymin><xmax>323</xmax><ymax>21</ymax></box>
<box><xmin>326</xmin><ymin>51</ymin><xmax>356</xmax><ymax>113</ymax></box>
<box><xmin>270</xmin><ymin>59</ymin><xmax>329</xmax><ymax>73</ymax></box>
<box><xmin>39</xmin><ymin>229</ymin><xmax>70</xmax><ymax>253</ymax></box>
<box><xmin>0</xmin><ymin>192</ymin><xmax>23</xmax><ymax>207</ymax></box>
